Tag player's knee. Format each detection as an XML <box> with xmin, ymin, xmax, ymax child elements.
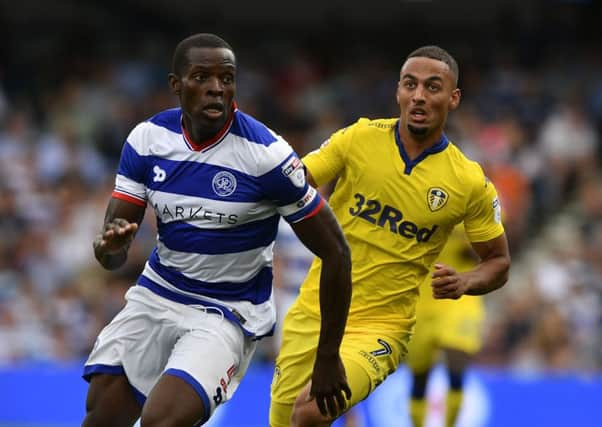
<box><xmin>81</xmin><ymin>409</ymin><xmax>110</xmax><ymax>427</ymax></box>
<box><xmin>140</xmin><ymin>404</ymin><xmax>207</xmax><ymax>427</ymax></box>
<box><xmin>290</xmin><ymin>404</ymin><xmax>315</xmax><ymax>427</ymax></box>
<box><xmin>83</xmin><ymin>407</ymin><xmax>139</xmax><ymax>427</ymax></box>
<box><xmin>139</xmin><ymin>406</ymin><xmax>163</xmax><ymax>427</ymax></box>
<box><xmin>290</xmin><ymin>395</ymin><xmax>306</xmax><ymax>426</ymax></box>
<box><xmin>141</xmin><ymin>374</ymin><xmax>210</xmax><ymax>427</ymax></box>
<box><xmin>269</xmin><ymin>400</ymin><xmax>294</xmax><ymax>427</ymax></box>
<box><xmin>290</xmin><ymin>398</ymin><xmax>332</xmax><ymax>427</ymax></box>
<box><xmin>139</xmin><ymin>411</ymin><xmax>187</xmax><ymax>427</ymax></box>
<box><xmin>83</xmin><ymin>375</ymin><xmax>141</xmax><ymax>427</ymax></box>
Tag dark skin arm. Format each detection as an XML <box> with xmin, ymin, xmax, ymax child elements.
<box><xmin>431</xmin><ymin>233</ymin><xmax>510</xmax><ymax>299</ymax></box>
<box><xmin>93</xmin><ymin>198</ymin><xmax>146</xmax><ymax>270</ymax></box>
<box><xmin>290</xmin><ymin>195</ymin><xmax>352</xmax><ymax>418</ymax></box>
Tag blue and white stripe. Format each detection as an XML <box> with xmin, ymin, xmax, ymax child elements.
<box><xmin>113</xmin><ymin>108</ymin><xmax>321</xmax><ymax>337</ymax></box>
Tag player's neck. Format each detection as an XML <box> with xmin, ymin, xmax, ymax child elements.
<box><xmin>398</xmin><ymin>129</ymin><xmax>445</xmax><ymax>161</ymax></box>
<box><xmin>181</xmin><ymin>104</ymin><xmax>236</xmax><ymax>147</ymax></box>
<box><xmin>183</xmin><ymin>117</ymin><xmax>228</xmax><ymax>143</ymax></box>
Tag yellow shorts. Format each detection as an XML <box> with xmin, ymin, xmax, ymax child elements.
<box><xmin>270</xmin><ymin>302</ymin><xmax>413</xmax><ymax>427</ymax></box>
<box><xmin>406</xmin><ymin>296</ymin><xmax>484</xmax><ymax>373</ymax></box>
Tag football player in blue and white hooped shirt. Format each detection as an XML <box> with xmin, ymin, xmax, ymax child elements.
<box><xmin>82</xmin><ymin>33</ymin><xmax>352</xmax><ymax>427</ymax></box>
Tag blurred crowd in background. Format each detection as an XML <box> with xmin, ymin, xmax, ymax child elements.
<box><xmin>0</xmin><ymin>1</ymin><xmax>601</xmax><ymax>375</ymax></box>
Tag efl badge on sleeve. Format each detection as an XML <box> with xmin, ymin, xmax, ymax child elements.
<box><xmin>493</xmin><ymin>197</ymin><xmax>502</xmax><ymax>223</ymax></box>
<box><xmin>281</xmin><ymin>156</ymin><xmax>306</xmax><ymax>188</ymax></box>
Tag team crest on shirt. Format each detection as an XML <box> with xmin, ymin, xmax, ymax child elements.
<box><xmin>427</xmin><ymin>187</ymin><xmax>449</xmax><ymax>211</ymax></box>
<box><xmin>212</xmin><ymin>171</ymin><xmax>237</xmax><ymax>197</ymax></box>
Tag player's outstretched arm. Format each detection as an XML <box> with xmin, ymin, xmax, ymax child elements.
<box><xmin>432</xmin><ymin>233</ymin><xmax>510</xmax><ymax>299</ymax></box>
<box><xmin>290</xmin><ymin>201</ymin><xmax>352</xmax><ymax>417</ymax></box>
<box><xmin>93</xmin><ymin>198</ymin><xmax>146</xmax><ymax>270</ymax></box>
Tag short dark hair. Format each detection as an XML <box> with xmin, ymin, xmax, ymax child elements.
<box><xmin>406</xmin><ymin>45</ymin><xmax>459</xmax><ymax>86</ymax></box>
<box><xmin>171</xmin><ymin>33</ymin><xmax>234</xmax><ymax>76</ymax></box>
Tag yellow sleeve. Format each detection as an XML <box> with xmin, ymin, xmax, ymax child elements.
<box><xmin>302</xmin><ymin>121</ymin><xmax>358</xmax><ymax>186</ymax></box>
<box><xmin>463</xmin><ymin>167</ymin><xmax>505</xmax><ymax>243</ymax></box>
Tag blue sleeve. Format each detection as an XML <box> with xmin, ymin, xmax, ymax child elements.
<box><xmin>116</xmin><ymin>141</ymin><xmax>147</xmax><ymax>184</ymax></box>
<box><xmin>260</xmin><ymin>153</ymin><xmax>323</xmax><ymax>223</ymax></box>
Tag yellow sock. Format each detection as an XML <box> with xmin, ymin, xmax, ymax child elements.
<box><xmin>409</xmin><ymin>398</ymin><xmax>426</xmax><ymax>427</ymax></box>
<box><xmin>445</xmin><ymin>390</ymin><xmax>463</xmax><ymax>427</ymax></box>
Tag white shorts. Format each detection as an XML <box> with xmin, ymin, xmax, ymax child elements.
<box><xmin>83</xmin><ymin>286</ymin><xmax>257</xmax><ymax>420</ymax></box>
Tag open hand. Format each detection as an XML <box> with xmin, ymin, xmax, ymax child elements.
<box><xmin>93</xmin><ymin>218</ymin><xmax>138</xmax><ymax>254</ymax></box>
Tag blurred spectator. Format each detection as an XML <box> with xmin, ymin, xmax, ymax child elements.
<box><xmin>537</xmin><ymin>97</ymin><xmax>599</xmax><ymax>204</ymax></box>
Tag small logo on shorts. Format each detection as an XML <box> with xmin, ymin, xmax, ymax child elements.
<box><xmin>271</xmin><ymin>365</ymin><xmax>282</xmax><ymax>389</ymax></box>
<box><xmin>370</xmin><ymin>338</ymin><xmax>392</xmax><ymax>357</ymax></box>
<box><xmin>213</xmin><ymin>387</ymin><xmax>224</xmax><ymax>406</ymax></box>
<box><xmin>213</xmin><ymin>364</ymin><xmax>236</xmax><ymax>407</ymax></box>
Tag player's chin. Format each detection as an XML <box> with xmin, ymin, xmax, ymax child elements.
<box><xmin>196</xmin><ymin>112</ymin><xmax>227</xmax><ymax>130</ymax></box>
<box><xmin>407</xmin><ymin>123</ymin><xmax>429</xmax><ymax>136</ymax></box>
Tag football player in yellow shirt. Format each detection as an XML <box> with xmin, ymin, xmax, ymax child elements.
<box><xmin>269</xmin><ymin>45</ymin><xmax>511</xmax><ymax>427</ymax></box>
<box><xmin>406</xmin><ymin>224</ymin><xmax>483</xmax><ymax>427</ymax></box>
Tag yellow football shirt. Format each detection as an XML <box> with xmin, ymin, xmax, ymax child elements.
<box><xmin>418</xmin><ymin>223</ymin><xmax>481</xmax><ymax>305</ymax></box>
<box><xmin>406</xmin><ymin>224</ymin><xmax>485</xmax><ymax>372</ymax></box>
<box><xmin>299</xmin><ymin>118</ymin><xmax>504</xmax><ymax>331</ymax></box>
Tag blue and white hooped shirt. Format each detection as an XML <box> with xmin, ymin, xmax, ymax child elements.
<box><xmin>112</xmin><ymin>106</ymin><xmax>323</xmax><ymax>338</ymax></box>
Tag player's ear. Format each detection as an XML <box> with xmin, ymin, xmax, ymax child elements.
<box><xmin>395</xmin><ymin>81</ymin><xmax>400</xmax><ymax>104</ymax></box>
<box><xmin>449</xmin><ymin>88</ymin><xmax>461</xmax><ymax>110</ymax></box>
<box><xmin>168</xmin><ymin>73</ymin><xmax>181</xmax><ymax>96</ymax></box>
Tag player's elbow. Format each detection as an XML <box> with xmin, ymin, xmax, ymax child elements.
<box><xmin>495</xmin><ymin>255</ymin><xmax>511</xmax><ymax>289</ymax></box>
<box><xmin>326</xmin><ymin>236</ymin><xmax>351</xmax><ymax>271</ymax></box>
<box><xmin>469</xmin><ymin>255</ymin><xmax>511</xmax><ymax>296</ymax></box>
<box><xmin>343</xmin><ymin>248</ymin><xmax>352</xmax><ymax>273</ymax></box>
<box><xmin>338</xmin><ymin>238</ymin><xmax>351</xmax><ymax>267</ymax></box>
